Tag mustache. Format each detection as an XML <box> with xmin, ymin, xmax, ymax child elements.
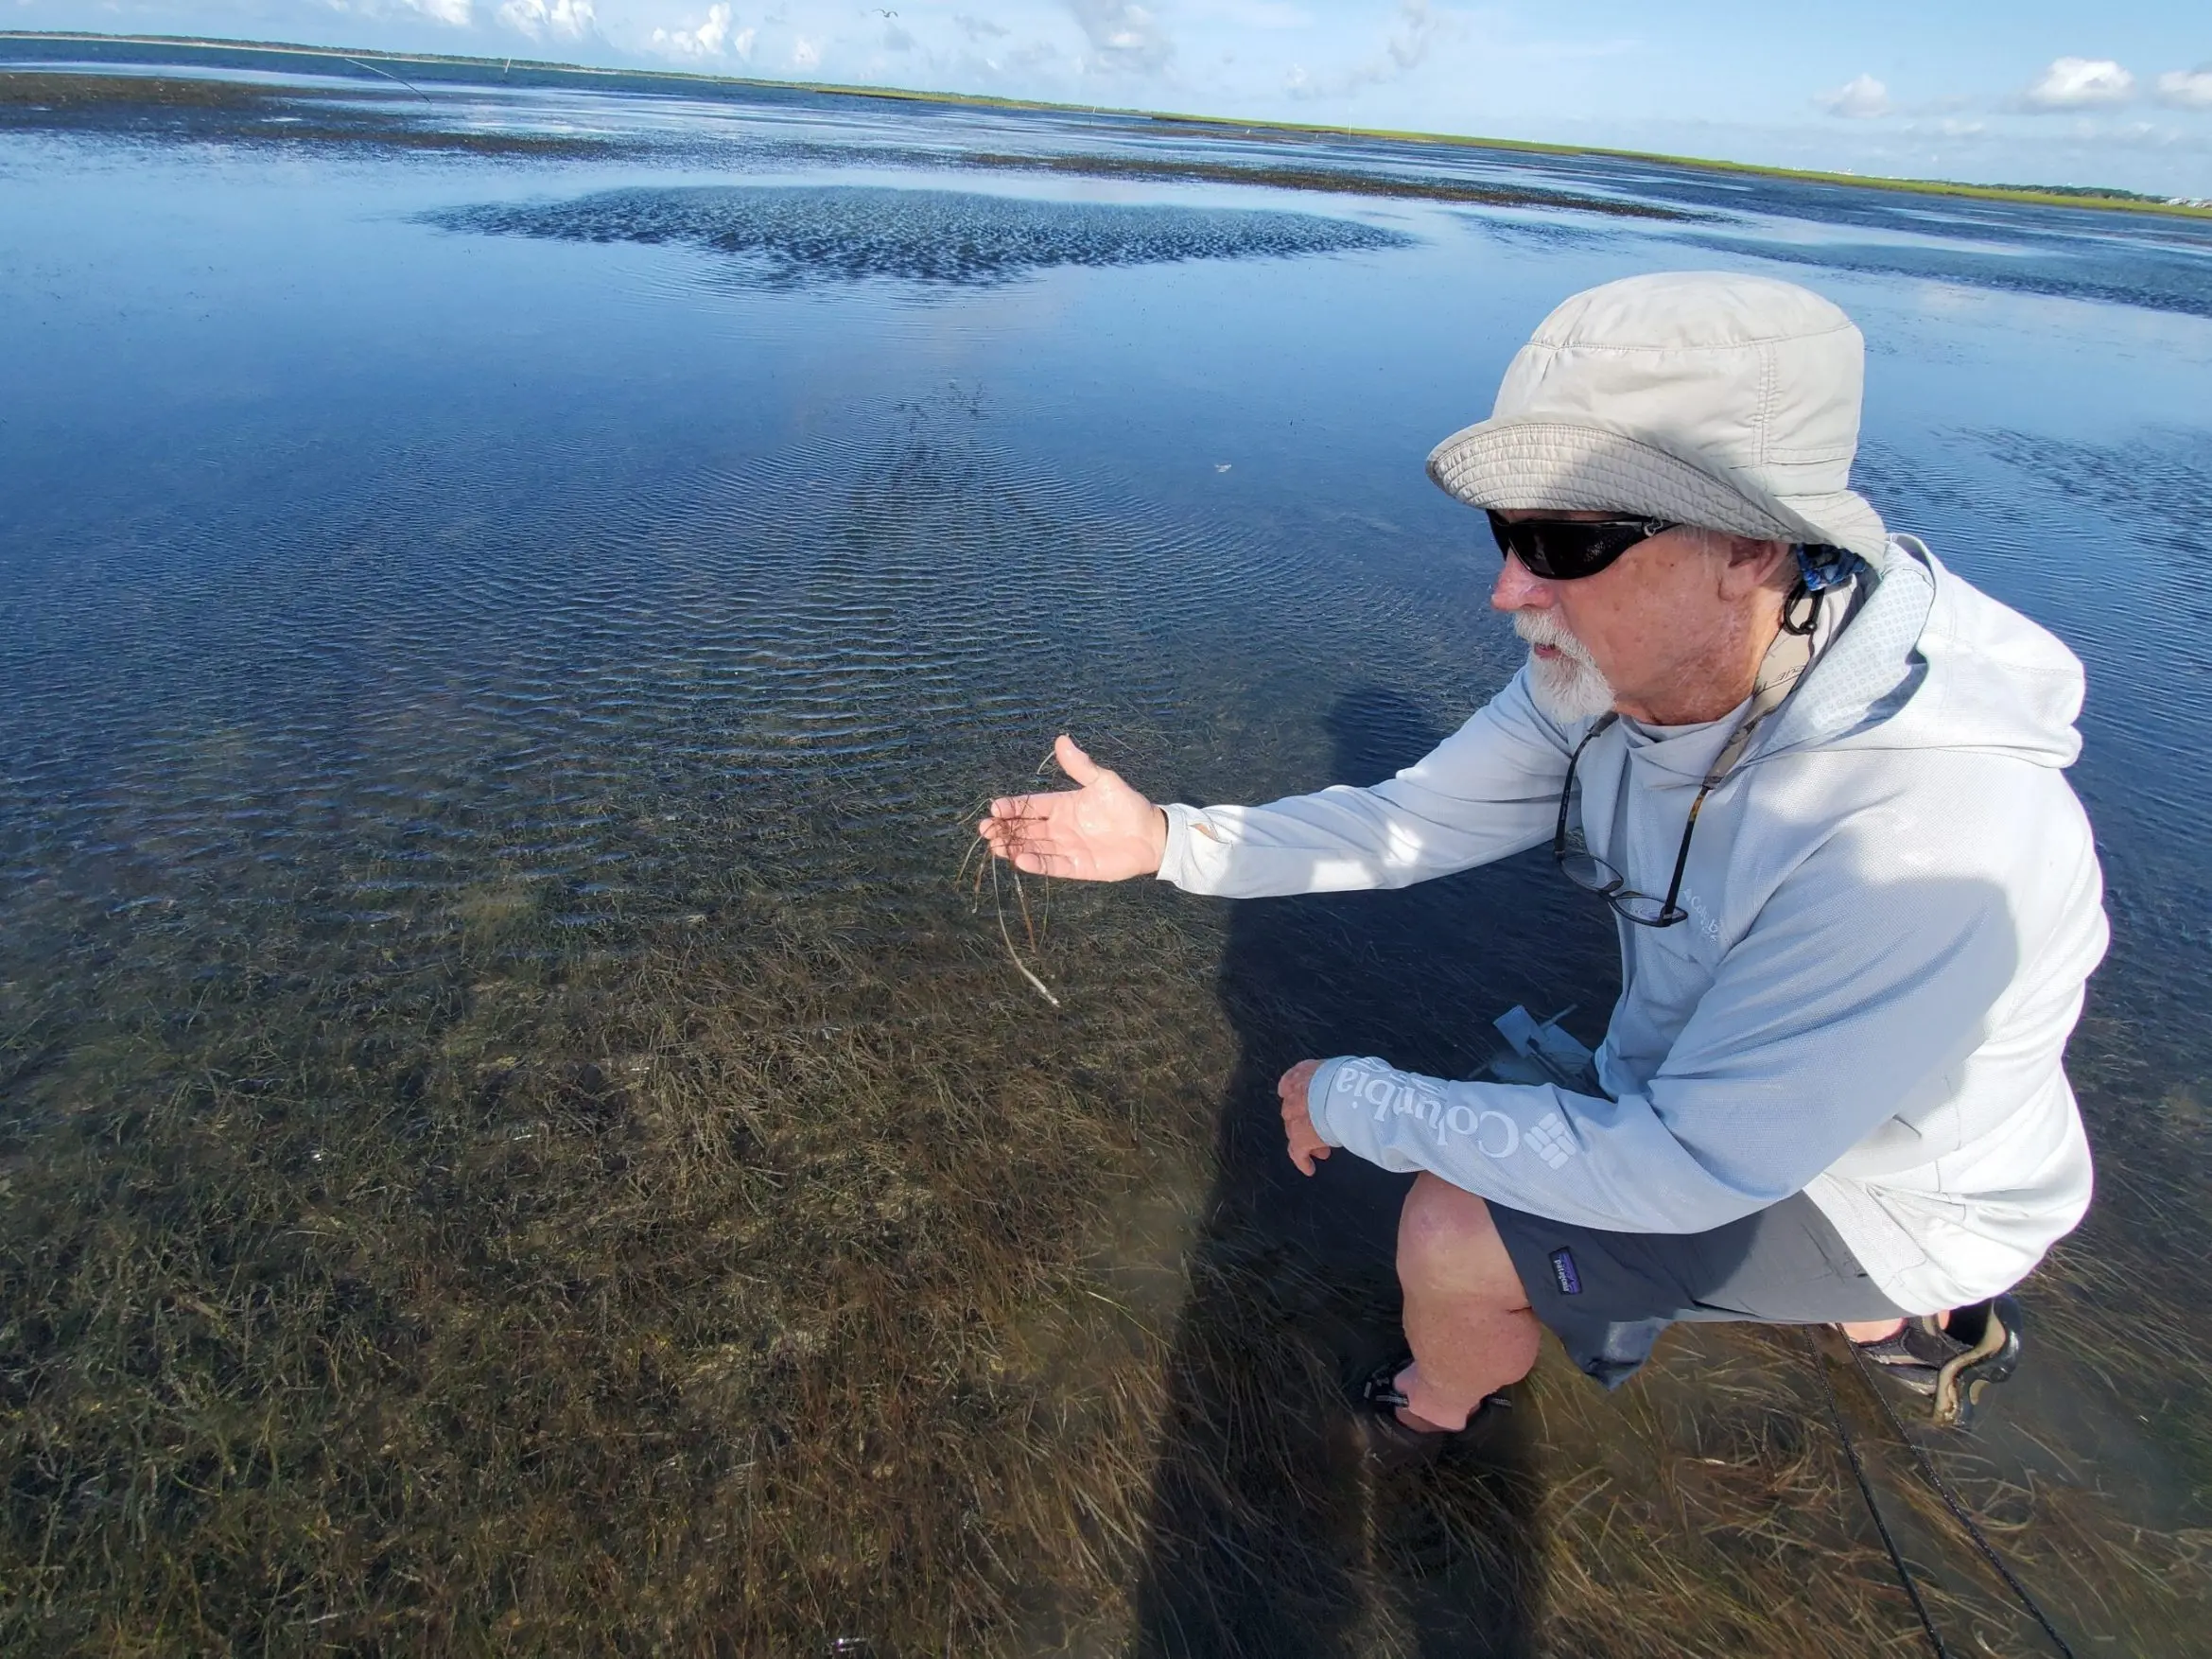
<box><xmin>1512</xmin><ymin>609</ymin><xmax>1599</xmax><ymax>669</ymax></box>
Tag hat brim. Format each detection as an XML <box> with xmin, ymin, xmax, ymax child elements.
<box><xmin>1427</xmin><ymin>417</ymin><xmax>1889</xmax><ymax>567</ymax></box>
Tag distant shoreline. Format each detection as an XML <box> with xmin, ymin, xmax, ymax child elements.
<box><xmin>7</xmin><ymin>28</ymin><xmax>2209</xmax><ymax>222</ymax></box>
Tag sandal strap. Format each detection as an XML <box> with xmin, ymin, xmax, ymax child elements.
<box><xmin>1360</xmin><ymin>1356</ymin><xmax>1415</xmax><ymax>1412</ymax></box>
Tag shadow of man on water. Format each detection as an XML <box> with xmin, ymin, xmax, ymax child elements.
<box><xmin>1129</xmin><ymin>684</ymin><xmax>1611</xmax><ymax>1659</ymax></box>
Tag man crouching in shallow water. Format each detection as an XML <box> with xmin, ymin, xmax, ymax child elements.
<box><xmin>978</xmin><ymin>271</ymin><xmax>2107</xmax><ymax>1455</ymax></box>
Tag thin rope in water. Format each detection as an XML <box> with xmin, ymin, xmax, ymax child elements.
<box><xmin>1845</xmin><ymin>1342</ymin><xmax>2079</xmax><ymax>1658</ymax></box>
<box><xmin>340</xmin><ymin>56</ymin><xmax>434</xmax><ymax>104</ymax></box>
<box><xmin>1805</xmin><ymin>1330</ymin><xmax>1954</xmax><ymax>1659</ymax></box>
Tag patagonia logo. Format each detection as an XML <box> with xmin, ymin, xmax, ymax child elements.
<box><xmin>1549</xmin><ymin>1248</ymin><xmax>1583</xmax><ymax>1297</ymax></box>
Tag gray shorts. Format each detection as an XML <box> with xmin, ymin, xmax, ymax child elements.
<box><xmin>1489</xmin><ymin>1192</ymin><xmax>1905</xmax><ymax>1388</ymax></box>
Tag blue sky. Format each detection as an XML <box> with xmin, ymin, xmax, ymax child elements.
<box><xmin>11</xmin><ymin>0</ymin><xmax>2212</xmax><ymax>193</ymax></box>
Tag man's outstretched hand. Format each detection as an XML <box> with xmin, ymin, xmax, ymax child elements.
<box><xmin>978</xmin><ymin>734</ymin><xmax>1169</xmax><ymax>882</ymax></box>
<box><xmin>1279</xmin><ymin>1059</ymin><xmax>1332</xmax><ymax>1177</ymax></box>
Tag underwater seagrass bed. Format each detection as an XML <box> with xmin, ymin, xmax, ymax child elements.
<box><xmin>3</xmin><ymin>42</ymin><xmax>2211</xmax><ymax>1657</ymax></box>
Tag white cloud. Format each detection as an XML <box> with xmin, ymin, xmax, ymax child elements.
<box><xmin>497</xmin><ymin>0</ymin><xmax>593</xmax><ymax>41</ymax></box>
<box><xmin>953</xmin><ymin>13</ymin><xmax>1008</xmax><ymax>41</ymax></box>
<box><xmin>791</xmin><ymin>35</ymin><xmax>821</xmax><ymax>68</ymax></box>
<box><xmin>649</xmin><ymin>2</ymin><xmax>733</xmax><ymax>58</ymax></box>
<box><xmin>1815</xmin><ymin>73</ymin><xmax>1890</xmax><ymax>118</ymax></box>
<box><xmin>1286</xmin><ymin>0</ymin><xmax>1444</xmax><ymax>99</ymax></box>
<box><xmin>1064</xmin><ymin>1</ymin><xmax>1174</xmax><ymax>76</ymax></box>
<box><xmin>2025</xmin><ymin>57</ymin><xmax>2134</xmax><ymax>109</ymax></box>
<box><xmin>1188</xmin><ymin>0</ymin><xmax>1309</xmax><ymax>27</ymax></box>
<box><xmin>398</xmin><ymin>0</ymin><xmax>474</xmax><ymax>24</ymax></box>
<box><xmin>2155</xmin><ymin>68</ymin><xmax>2212</xmax><ymax>110</ymax></box>
<box><xmin>1382</xmin><ymin>0</ymin><xmax>1438</xmax><ymax>75</ymax></box>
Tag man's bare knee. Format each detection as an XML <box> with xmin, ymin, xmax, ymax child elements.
<box><xmin>1397</xmin><ymin>1171</ymin><xmax>1529</xmax><ymax>1304</ymax></box>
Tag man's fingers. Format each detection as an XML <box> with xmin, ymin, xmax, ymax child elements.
<box><xmin>980</xmin><ymin>827</ymin><xmax>1079</xmax><ymax>876</ymax></box>
<box><xmin>1054</xmin><ymin>733</ymin><xmax>1104</xmax><ymax>787</ymax></box>
<box><xmin>986</xmin><ymin>792</ymin><xmax>1079</xmax><ymax>823</ymax></box>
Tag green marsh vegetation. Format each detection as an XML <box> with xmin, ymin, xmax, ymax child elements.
<box><xmin>3</xmin><ymin>704</ymin><xmax>2205</xmax><ymax>1655</ymax></box>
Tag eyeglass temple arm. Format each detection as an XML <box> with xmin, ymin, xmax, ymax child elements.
<box><xmin>1658</xmin><ymin>783</ymin><xmax>1713</xmax><ymax>921</ymax></box>
<box><xmin>1554</xmin><ymin>716</ymin><xmax>1618</xmax><ymax>854</ymax></box>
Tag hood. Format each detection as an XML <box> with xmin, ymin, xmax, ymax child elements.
<box><xmin>1756</xmin><ymin>534</ymin><xmax>2086</xmax><ymax>770</ymax></box>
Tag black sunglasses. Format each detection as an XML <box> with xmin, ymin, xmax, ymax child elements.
<box><xmin>1555</xmin><ymin>715</ymin><xmax>1705</xmax><ymax>929</ymax></box>
<box><xmin>1487</xmin><ymin>511</ymin><xmax>1678</xmax><ymax>581</ymax></box>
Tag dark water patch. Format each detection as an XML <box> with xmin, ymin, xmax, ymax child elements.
<box><xmin>424</xmin><ymin>183</ymin><xmax>1416</xmax><ymax>287</ymax></box>
<box><xmin>1852</xmin><ymin>436</ymin><xmax>2016</xmax><ymax>525</ymax></box>
<box><xmin>0</xmin><ymin>69</ymin><xmax>293</xmax><ymax>113</ymax></box>
<box><xmin>0</xmin><ymin>69</ymin><xmax>616</xmax><ymax>155</ymax></box>
<box><xmin>950</xmin><ymin>149</ymin><xmax>1693</xmax><ymax>220</ymax></box>
<box><xmin>1672</xmin><ymin>229</ymin><xmax>2212</xmax><ymax>322</ymax></box>
<box><xmin>1969</xmin><ymin>426</ymin><xmax>2212</xmax><ymax>554</ymax></box>
<box><xmin>1455</xmin><ymin>211</ymin><xmax>1626</xmax><ymax>251</ymax></box>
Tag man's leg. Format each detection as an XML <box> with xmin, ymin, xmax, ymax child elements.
<box><xmin>1393</xmin><ymin>1172</ymin><xmax>1542</xmax><ymax>1432</ymax></box>
<box><xmin>1840</xmin><ymin>1313</ymin><xmax>1951</xmax><ymax>1342</ymax></box>
<box><xmin>1840</xmin><ymin>1318</ymin><xmax>1907</xmax><ymax>1341</ymax></box>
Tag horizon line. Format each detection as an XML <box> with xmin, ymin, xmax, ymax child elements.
<box><xmin>5</xmin><ymin>28</ymin><xmax>2206</xmax><ymax>221</ymax></box>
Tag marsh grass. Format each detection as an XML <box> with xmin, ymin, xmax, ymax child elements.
<box><xmin>947</xmin><ymin>153</ymin><xmax>1693</xmax><ymax>223</ymax></box>
<box><xmin>0</xmin><ymin>694</ymin><xmax>2194</xmax><ymax>1659</ymax></box>
<box><xmin>0</xmin><ymin>71</ymin><xmax>613</xmax><ymax>155</ymax></box>
<box><xmin>0</xmin><ymin>874</ymin><xmax>1222</xmax><ymax>1651</ymax></box>
<box><xmin>955</xmin><ymin>778</ymin><xmax>1059</xmax><ymax>1009</ymax></box>
<box><xmin>1</xmin><ymin>777</ymin><xmax>2206</xmax><ymax>1655</ymax></box>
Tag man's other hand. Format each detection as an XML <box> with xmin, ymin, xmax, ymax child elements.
<box><xmin>978</xmin><ymin>734</ymin><xmax>1169</xmax><ymax>882</ymax></box>
<box><xmin>1278</xmin><ymin>1058</ymin><xmax>1332</xmax><ymax>1177</ymax></box>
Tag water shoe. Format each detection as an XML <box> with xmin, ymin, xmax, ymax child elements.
<box><xmin>1854</xmin><ymin>1294</ymin><xmax>2023</xmax><ymax>1428</ymax></box>
<box><xmin>1356</xmin><ymin>1355</ymin><xmax>1512</xmax><ymax>1469</ymax></box>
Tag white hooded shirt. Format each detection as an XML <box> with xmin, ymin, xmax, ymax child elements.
<box><xmin>1156</xmin><ymin>537</ymin><xmax>2107</xmax><ymax>1316</ymax></box>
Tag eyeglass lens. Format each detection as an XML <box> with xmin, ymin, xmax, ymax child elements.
<box><xmin>1556</xmin><ymin>843</ymin><xmax>1684</xmax><ymax>926</ymax></box>
<box><xmin>1552</xmin><ymin>718</ymin><xmax>1695</xmax><ymax>929</ymax></box>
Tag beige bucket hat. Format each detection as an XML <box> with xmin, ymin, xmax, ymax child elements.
<box><xmin>1427</xmin><ymin>271</ymin><xmax>1889</xmax><ymax>566</ymax></box>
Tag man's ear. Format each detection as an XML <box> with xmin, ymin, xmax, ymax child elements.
<box><xmin>1717</xmin><ymin>535</ymin><xmax>1794</xmax><ymax>598</ymax></box>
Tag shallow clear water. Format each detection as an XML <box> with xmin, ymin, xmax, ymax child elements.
<box><xmin>3</xmin><ymin>44</ymin><xmax>2210</xmax><ymax>1655</ymax></box>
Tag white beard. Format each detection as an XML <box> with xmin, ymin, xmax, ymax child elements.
<box><xmin>1513</xmin><ymin>610</ymin><xmax>1617</xmax><ymax>725</ymax></box>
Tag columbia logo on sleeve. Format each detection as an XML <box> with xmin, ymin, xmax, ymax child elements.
<box><xmin>1526</xmin><ymin>1112</ymin><xmax>1577</xmax><ymax>1169</ymax></box>
<box><xmin>1332</xmin><ymin>1062</ymin><xmax>1582</xmax><ymax>1167</ymax></box>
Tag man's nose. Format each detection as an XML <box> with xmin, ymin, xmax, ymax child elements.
<box><xmin>1490</xmin><ymin>553</ymin><xmax>1554</xmax><ymax>612</ymax></box>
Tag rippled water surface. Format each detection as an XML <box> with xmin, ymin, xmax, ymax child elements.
<box><xmin>4</xmin><ymin>42</ymin><xmax>2210</xmax><ymax>1658</ymax></box>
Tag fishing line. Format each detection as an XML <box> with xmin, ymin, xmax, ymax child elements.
<box><xmin>1806</xmin><ymin>1331</ymin><xmax>2080</xmax><ymax>1659</ymax></box>
<box><xmin>1805</xmin><ymin>1330</ymin><xmax>1953</xmax><ymax>1659</ymax></box>
<box><xmin>340</xmin><ymin>56</ymin><xmax>434</xmax><ymax>104</ymax></box>
<box><xmin>1845</xmin><ymin>1341</ymin><xmax>2079</xmax><ymax>1659</ymax></box>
